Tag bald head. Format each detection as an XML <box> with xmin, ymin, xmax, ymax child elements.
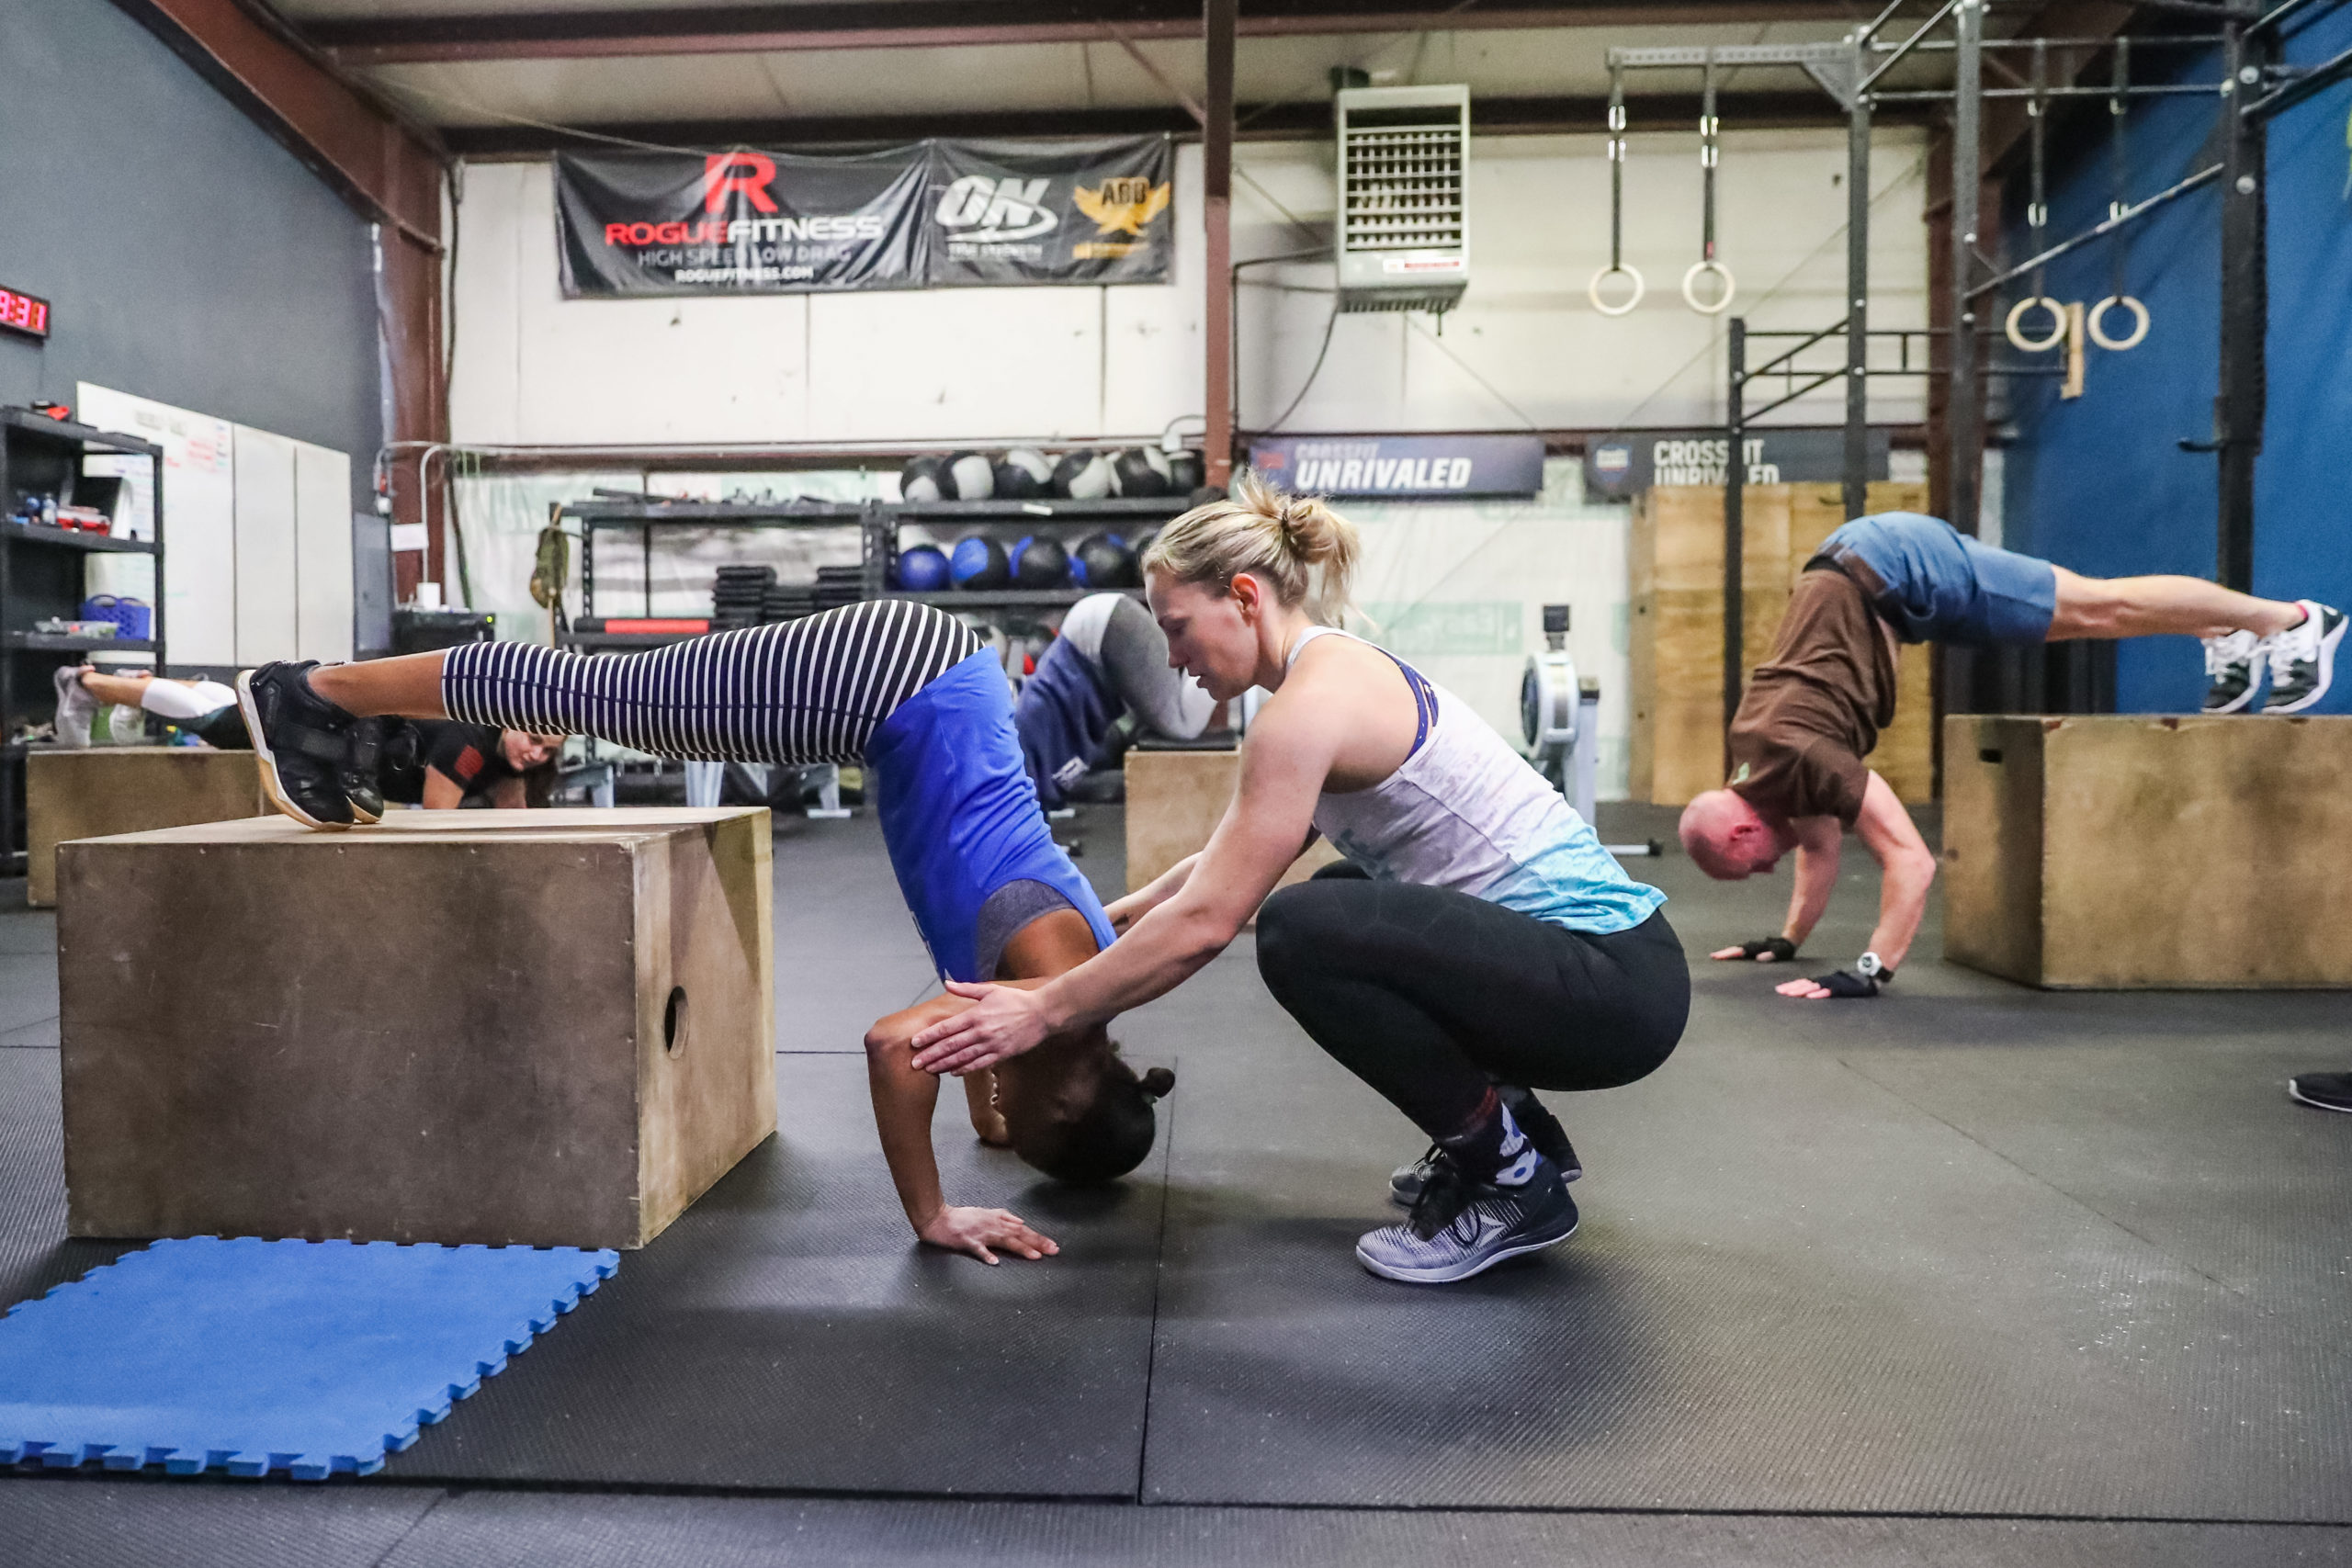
<box><xmin>1679</xmin><ymin>788</ymin><xmax>1788</xmax><ymax>880</ymax></box>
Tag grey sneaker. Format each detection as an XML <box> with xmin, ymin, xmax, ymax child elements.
<box><xmin>2262</xmin><ymin>602</ymin><xmax>2346</xmax><ymax>713</ymax></box>
<box><xmin>2200</xmin><ymin>629</ymin><xmax>2265</xmax><ymax>714</ymax></box>
<box><xmin>51</xmin><ymin>665</ymin><xmax>96</xmax><ymax>748</ymax></box>
<box><xmin>1357</xmin><ymin>1154</ymin><xmax>1578</xmax><ymax>1285</ymax></box>
<box><xmin>1390</xmin><ymin>1087</ymin><xmax>1581</xmax><ymax>1207</ymax></box>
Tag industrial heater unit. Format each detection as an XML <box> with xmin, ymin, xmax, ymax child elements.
<box><xmin>1335</xmin><ymin>84</ymin><xmax>1470</xmax><ymax>315</ymax></box>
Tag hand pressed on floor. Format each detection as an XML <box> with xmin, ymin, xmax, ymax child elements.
<box><xmin>917</xmin><ymin>1204</ymin><xmax>1059</xmax><ymax>1265</ymax></box>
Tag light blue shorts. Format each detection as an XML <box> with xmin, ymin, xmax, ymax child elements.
<box><xmin>1816</xmin><ymin>513</ymin><xmax>2057</xmax><ymax>646</ymax></box>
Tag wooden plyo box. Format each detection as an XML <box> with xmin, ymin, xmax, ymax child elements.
<box><xmin>1942</xmin><ymin>714</ymin><xmax>2352</xmax><ymax>988</ymax></box>
<box><xmin>26</xmin><ymin>748</ymin><xmax>266</xmax><ymax>908</ymax></box>
<box><xmin>58</xmin><ymin>808</ymin><xmax>776</xmax><ymax>1248</ymax></box>
<box><xmin>1125</xmin><ymin>747</ymin><xmax>1341</xmax><ymax>897</ymax></box>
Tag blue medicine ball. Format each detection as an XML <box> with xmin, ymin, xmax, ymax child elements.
<box><xmin>949</xmin><ymin>535</ymin><xmax>1010</xmax><ymax>590</ymax></box>
<box><xmin>897</xmin><ymin>544</ymin><xmax>951</xmax><ymax>592</ymax></box>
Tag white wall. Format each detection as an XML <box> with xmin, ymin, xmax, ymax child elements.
<box><xmin>447</xmin><ymin>126</ymin><xmax>1928</xmax><ymax>446</ymax></box>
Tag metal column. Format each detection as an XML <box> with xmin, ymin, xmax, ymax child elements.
<box><xmin>1724</xmin><ymin>315</ymin><xmax>1747</xmax><ymax>763</ymax></box>
<box><xmin>2215</xmin><ymin>12</ymin><xmax>2270</xmax><ymax>591</ymax></box>
<box><xmin>1844</xmin><ymin>38</ymin><xmax>1872</xmax><ymax>521</ymax></box>
<box><xmin>1945</xmin><ymin>0</ymin><xmax>1984</xmax><ymax>538</ymax></box>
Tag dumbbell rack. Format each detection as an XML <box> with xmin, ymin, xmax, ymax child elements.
<box><xmin>875</xmin><ymin>496</ymin><xmax>1193</xmax><ymax>611</ymax></box>
<box><xmin>558</xmin><ymin>496</ymin><xmax>873</xmax><ymax>650</ymax></box>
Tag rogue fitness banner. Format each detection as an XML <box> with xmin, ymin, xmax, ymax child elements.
<box><xmin>557</xmin><ymin>136</ymin><xmax>1171</xmax><ymax>297</ymax></box>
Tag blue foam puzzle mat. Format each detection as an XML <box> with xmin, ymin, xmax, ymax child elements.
<box><xmin>0</xmin><ymin>1236</ymin><xmax>617</xmax><ymax>1480</ymax></box>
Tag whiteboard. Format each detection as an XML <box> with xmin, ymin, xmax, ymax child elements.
<box><xmin>292</xmin><ymin>441</ymin><xmax>354</xmax><ymax>662</ymax></box>
<box><xmin>232</xmin><ymin>426</ymin><xmax>300</xmax><ymax>665</ymax></box>
<box><xmin>75</xmin><ymin>383</ymin><xmax>238</xmax><ymax>667</ymax></box>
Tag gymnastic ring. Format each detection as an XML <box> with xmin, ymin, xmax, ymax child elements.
<box><xmin>1681</xmin><ymin>258</ymin><xmax>1736</xmax><ymax>316</ymax></box>
<box><xmin>1589</xmin><ymin>264</ymin><xmax>1645</xmax><ymax>318</ymax></box>
<box><xmin>2005</xmin><ymin>296</ymin><xmax>2068</xmax><ymax>353</ymax></box>
<box><xmin>2087</xmin><ymin>294</ymin><xmax>2150</xmax><ymax>352</ymax></box>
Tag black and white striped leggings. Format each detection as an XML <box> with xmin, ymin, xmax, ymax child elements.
<box><xmin>442</xmin><ymin>600</ymin><xmax>980</xmax><ymax>763</ymax></box>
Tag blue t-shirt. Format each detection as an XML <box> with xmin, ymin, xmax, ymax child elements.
<box><xmin>865</xmin><ymin>649</ymin><xmax>1117</xmax><ymax>983</ymax></box>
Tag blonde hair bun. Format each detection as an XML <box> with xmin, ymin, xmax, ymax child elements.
<box><xmin>1140</xmin><ymin>470</ymin><xmax>1361</xmax><ymax>624</ymax></box>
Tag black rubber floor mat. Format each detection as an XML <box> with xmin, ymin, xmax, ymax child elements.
<box><xmin>1134</xmin><ymin>953</ymin><xmax>2352</xmax><ymax>1519</ymax></box>
<box><xmin>378</xmin><ymin>1493</ymin><xmax>2352</xmax><ymax>1568</ymax></box>
<box><xmin>0</xmin><ymin>1053</ymin><xmax>133</xmax><ymax>1315</ymax></box>
<box><xmin>0</xmin><ymin>1476</ymin><xmax>435</xmax><ymax>1568</ymax></box>
<box><xmin>388</xmin><ymin>1053</ymin><xmax>1166</xmax><ymax>1494</ymax></box>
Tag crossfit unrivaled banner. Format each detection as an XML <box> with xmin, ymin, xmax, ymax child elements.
<box><xmin>556</xmin><ymin>136</ymin><xmax>1172</xmax><ymax>297</ymax></box>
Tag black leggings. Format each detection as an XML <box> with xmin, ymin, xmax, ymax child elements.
<box><xmin>1255</xmin><ymin>864</ymin><xmax>1689</xmax><ymax>1140</ymax></box>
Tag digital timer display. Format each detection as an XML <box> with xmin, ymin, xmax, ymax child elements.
<box><xmin>0</xmin><ymin>287</ymin><xmax>51</xmax><ymax>341</ymax></box>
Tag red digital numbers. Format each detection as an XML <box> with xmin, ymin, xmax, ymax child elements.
<box><xmin>0</xmin><ymin>287</ymin><xmax>51</xmax><ymax>340</ymax></box>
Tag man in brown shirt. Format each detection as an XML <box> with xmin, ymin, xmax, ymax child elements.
<box><xmin>1679</xmin><ymin>513</ymin><xmax>2342</xmax><ymax>999</ymax></box>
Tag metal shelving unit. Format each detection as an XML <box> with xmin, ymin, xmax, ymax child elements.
<box><xmin>554</xmin><ymin>491</ymin><xmax>1187</xmax><ymax>649</ymax></box>
<box><xmin>0</xmin><ymin>407</ymin><xmax>166</xmax><ymax>871</ymax></box>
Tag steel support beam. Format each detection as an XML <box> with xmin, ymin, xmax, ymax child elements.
<box><xmin>2214</xmin><ymin>11</ymin><xmax>2271</xmax><ymax>592</ymax></box>
<box><xmin>435</xmin><ymin>89</ymin><xmax>1870</xmax><ymax>157</ymax></box>
<box><xmin>1844</xmin><ymin>37</ymin><xmax>1872</xmax><ymax>522</ymax></box>
<box><xmin>1204</xmin><ymin>0</ymin><xmax>1238</xmax><ymax>488</ymax></box>
<box><xmin>1724</xmin><ymin>316</ymin><xmax>1747</xmax><ymax>764</ymax></box>
<box><xmin>311</xmin><ymin>0</ymin><xmax>1864</xmax><ymax>65</ymax></box>
<box><xmin>1946</xmin><ymin>0</ymin><xmax>1984</xmax><ymax>544</ymax></box>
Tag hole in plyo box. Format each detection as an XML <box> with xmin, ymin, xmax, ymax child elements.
<box><xmin>1979</xmin><ymin>749</ymin><xmax>2003</xmax><ymax>764</ymax></box>
<box><xmin>663</xmin><ymin>987</ymin><xmax>688</xmax><ymax>1055</ymax></box>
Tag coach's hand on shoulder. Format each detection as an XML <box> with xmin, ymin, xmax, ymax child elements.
<box><xmin>910</xmin><ymin>981</ymin><xmax>1053</xmax><ymax>1075</ymax></box>
<box><xmin>918</xmin><ymin>1204</ymin><xmax>1059</xmax><ymax>1265</ymax></box>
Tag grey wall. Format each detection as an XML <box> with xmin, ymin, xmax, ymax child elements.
<box><xmin>0</xmin><ymin>0</ymin><xmax>381</xmax><ymax>510</ymax></box>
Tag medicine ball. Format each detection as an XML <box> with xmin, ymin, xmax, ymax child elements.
<box><xmin>945</xmin><ymin>450</ymin><xmax>996</xmax><ymax>502</ymax></box>
<box><xmin>897</xmin><ymin>544</ymin><xmax>951</xmax><ymax>592</ymax></box>
<box><xmin>995</xmin><ymin>447</ymin><xmax>1054</xmax><ymax>500</ymax></box>
<box><xmin>900</xmin><ymin>455</ymin><xmax>950</xmax><ymax>503</ymax></box>
<box><xmin>1112</xmin><ymin>446</ymin><xmax>1173</xmax><ymax>497</ymax></box>
<box><xmin>1052</xmin><ymin>449</ymin><xmax>1115</xmax><ymax>501</ymax></box>
<box><xmin>1012</xmin><ymin>536</ymin><xmax>1070</xmax><ymax>589</ymax></box>
<box><xmin>1072</xmin><ymin>532</ymin><xmax>1138</xmax><ymax>590</ymax></box>
<box><xmin>949</xmin><ymin>535</ymin><xmax>1010</xmax><ymax>590</ymax></box>
<box><xmin>1166</xmin><ymin>449</ymin><xmax>1204</xmax><ymax>493</ymax></box>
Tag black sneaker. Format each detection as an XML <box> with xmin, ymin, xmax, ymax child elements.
<box><xmin>1389</xmin><ymin>1086</ymin><xmax>1581</xmax><ymax>1207</ymax></box>
<box><xmin>1357</xmin><ymin>1153</ymin><xmax>1578</xmax><ymax>1285</ymax></box>
<box><xmin>236</xmin><ymin>662</ymin><xmax>360</xmax><ymax>830</ymax></box>
<box><xmin>340</xmin><ymin>717</ymin><xmax>385</xmax><ymax>825</ymax></box>
<box><xmin>2200</xmin><ymin>629</ymin><xmax>2265</xmax><ymax>714</ymax></box>
<box><xmin>2288</xmin><ymin>1072</ymin><xmax>2352</xmax><ymax>1112</ymax></box>
<box><xmin>2262</xmin><ymin>602</ymin><xmax>2346</xmax><ymax>714</ymax></box>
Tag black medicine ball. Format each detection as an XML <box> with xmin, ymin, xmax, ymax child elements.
<box><xmin>1012</xmin><ymin>536</ymin><xmax>1070</xmax><ymax>589</ymax></box>
<box><xmin>1072</xmin><ymin>532</ymin><xmax>1139</xmax><ymax>589</ymax></box>
<box><xmin>1112</xmin><ymin>446</ymin><xmax>1173</xmax><ymax>497</ymax></box>
<box><xmin>1166</xmin><ymin>449</ymin><xmax>1204</xmax><ymax>492</ymax></box>
<box><xmin>945</xmin><ymin>451</ymin><xmax>996</xmax><ymax>501</ymax></box>
<box><xmin>997</xmin><ymin>447</ymin><xmax>1054</xmax><ymax>498</ymax></box>
<box><xmin>949</xmin><ymin>535</ymin><xmax>1011</xmax><ymax>590</ymax></box>
<box><xmin>1053</xmin><ymin>450</ymin><xmax>1115</xmax><ymax>501</ymax></box>
<box><xmin>900</xmin><ymin>455</ymin><xmax>950</xmax><ymax>503</ymax></box>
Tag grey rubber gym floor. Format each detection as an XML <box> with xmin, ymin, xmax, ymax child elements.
<box><xmin>3</xmin><ymin>802</ymin><xmax>2348</xmax><ymax>1564</ymax></box>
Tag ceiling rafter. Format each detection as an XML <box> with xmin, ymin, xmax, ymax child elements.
<box><xmin>303</xmin><ymin>0</ymin><xmax>1869</xmax><ymax>65</ymax></box>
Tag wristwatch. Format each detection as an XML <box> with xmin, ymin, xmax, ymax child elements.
<box><xmin>1856</xmin><ymin>951</ymin><xmax>1894</xmax><ymax>983</ymax></box>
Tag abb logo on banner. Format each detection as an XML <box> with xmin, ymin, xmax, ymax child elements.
<box><xmin>704</xmin><ymin>152</ymin><xmax>779</xmax><ymax>214</ymax></box>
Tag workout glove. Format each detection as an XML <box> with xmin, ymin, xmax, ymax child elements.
<box><xmin>1737</xmin><ymin>937</ymin><xmax>1798</xmax><ymax>963</ymax></box>
<box><xmin>1808</xmin><ymin>968</ymin><xmax>1894</xmax><ymax>998</ymax></box>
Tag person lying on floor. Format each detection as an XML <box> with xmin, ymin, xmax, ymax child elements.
<box><xmin>231</xmin><ymin>601</ymin><xmax>1172</xmax><ymax>1266</ymax></box>
<box><xmin>54</xmin><ymin>665</ymin><xmax>562</xmax><ymax>809</ymax></box>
